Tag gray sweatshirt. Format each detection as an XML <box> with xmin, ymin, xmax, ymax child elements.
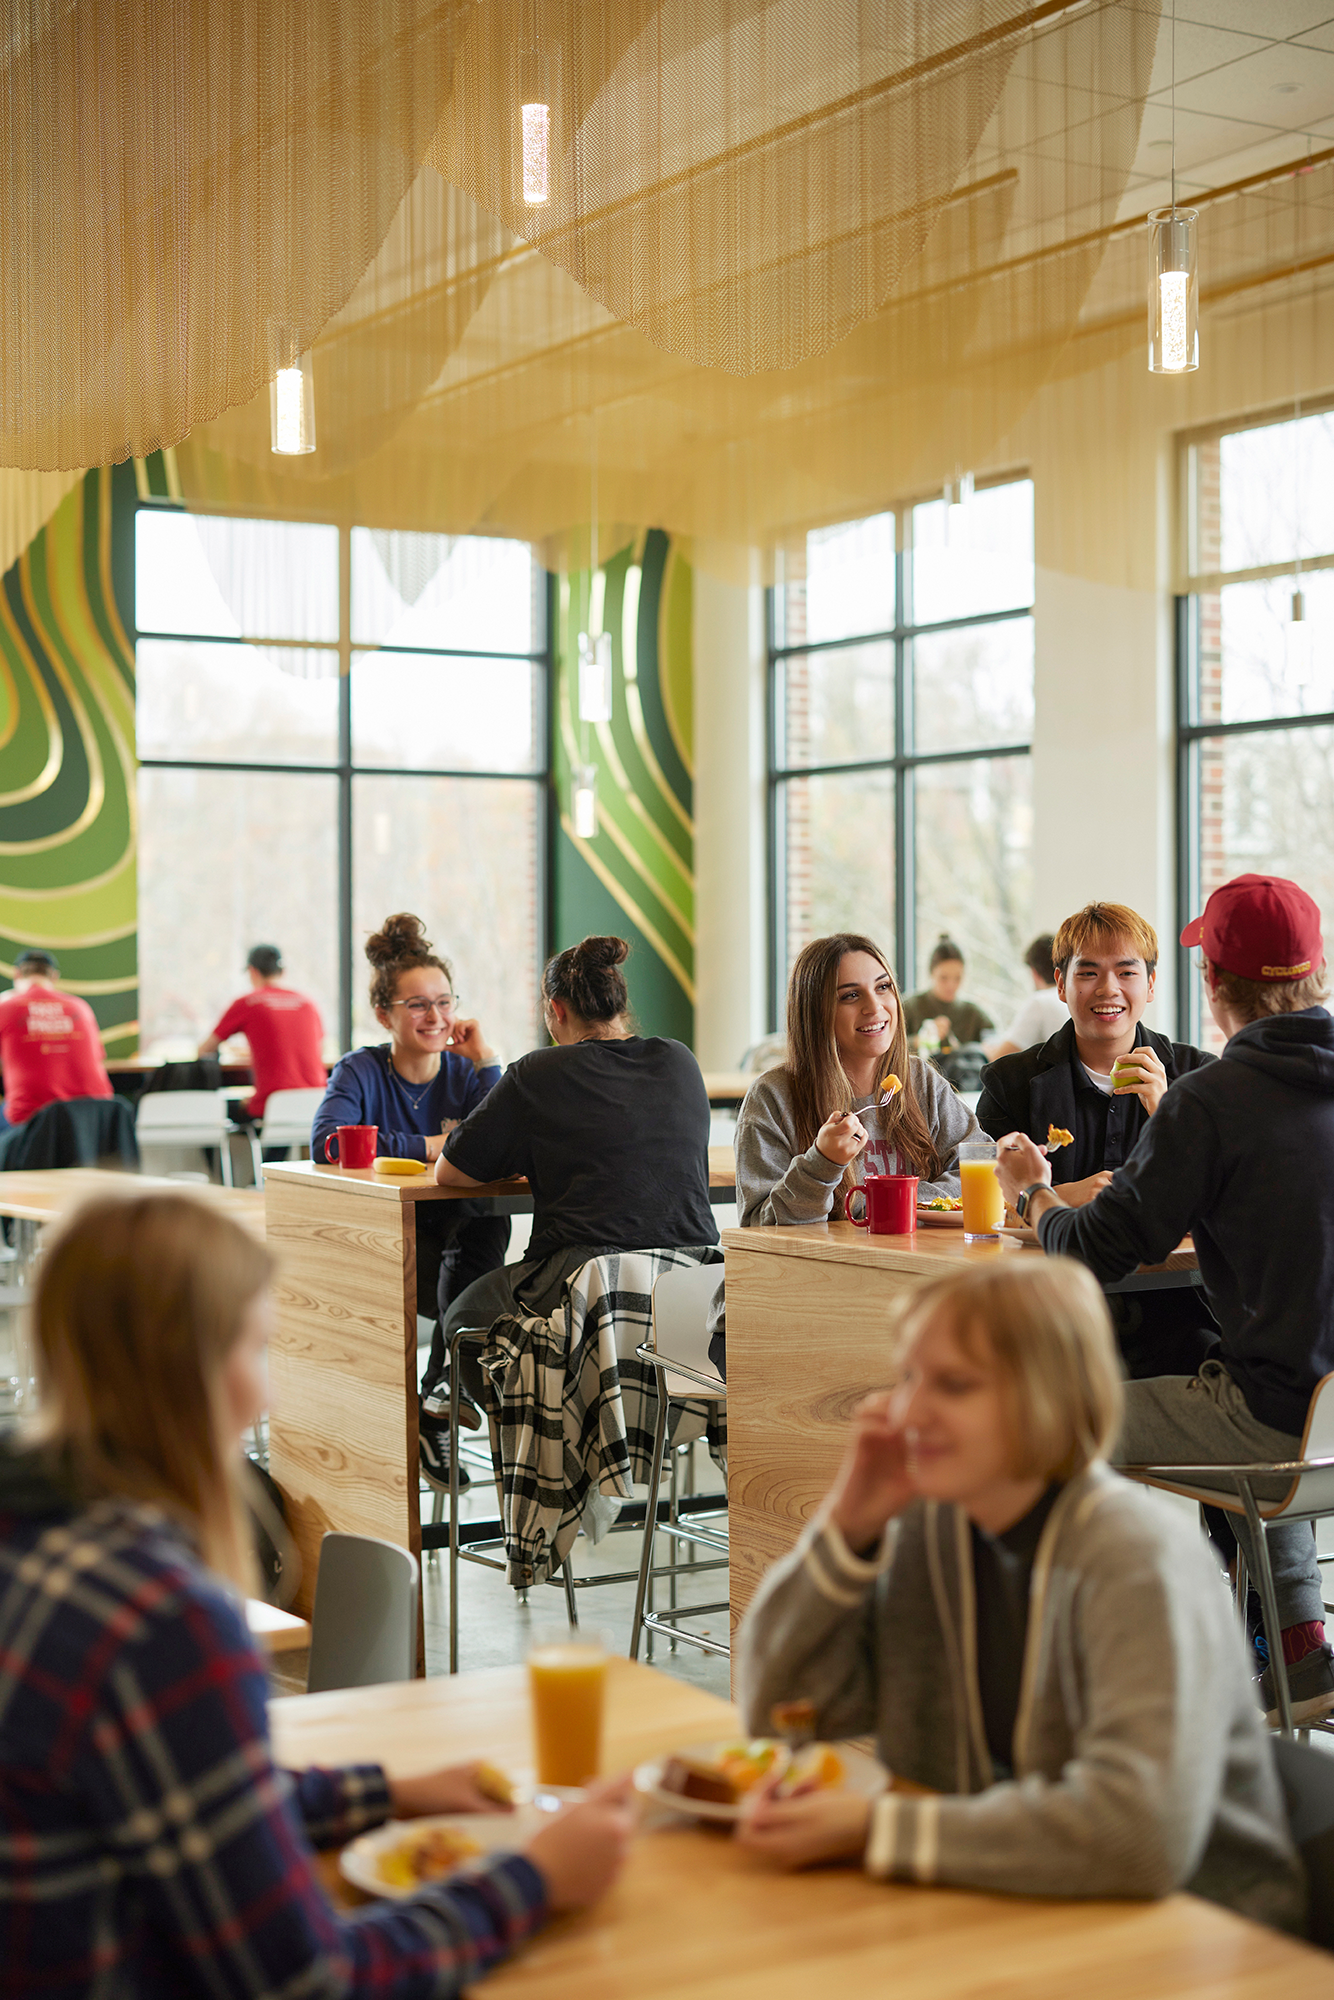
<box><xmin>735</xmin><ymin>1057</ymin><xmax>978</xmax><ymax>1227</ymax></box>
<box><xmin>738</xmin><ymin>1464</ymin><xmax>1305</xmax><ymax>1934</ymax></box>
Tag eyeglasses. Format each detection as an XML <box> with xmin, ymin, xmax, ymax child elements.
<box><xmin>393</xmin><ymin>995</ymin><xmax>456</xmax><ymax>1018</ymax></box>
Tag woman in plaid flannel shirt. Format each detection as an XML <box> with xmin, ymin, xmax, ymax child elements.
<box><xmin>0</xmin><ymin>1191</ymin><xmax>631</xmax><ymax>1997</ymax></box>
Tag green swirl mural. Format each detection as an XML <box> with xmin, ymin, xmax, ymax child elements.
<box><xmin>554</xmin><ymin>529</ymin><xmax>695</xmax><ymax>1043</ymax></box>
<box><xmin>0</xmin><ymin>465</ymin><xmax>138</xmax><ymax>1053</ymax></box>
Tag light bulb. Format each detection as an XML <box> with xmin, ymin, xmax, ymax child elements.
<box><xmin>268</xmin><ymin>335</ymin><xmax>315</xmax><ymax>455</ymax></box>
<box><xmin>572</xmin><ymin>765</ymin><xmax>597</xmax><ymax>840</ymax></box>
<box><xmin>578</xmin><ymin>630</ymin><xmax>613</xmax><ymax>722</ymax></box>
<box><xmin>1147</xmin><ymin>208</ymin><xmax>1199</xmax><ymax>375</ymax></box>
<box><xmin>522</xmin><ymin>100</ymin><xmax>550</xmax><ymax>206</ymax></box>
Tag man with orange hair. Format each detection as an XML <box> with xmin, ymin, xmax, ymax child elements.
<box><xmin>977</xmin><ymin>900</ymin><xmax>1216</xmax><ymax>1377</ymax></box>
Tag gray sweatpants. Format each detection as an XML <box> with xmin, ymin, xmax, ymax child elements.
<box><xmin>1113</xmin><ymin>1359</ymin><xmax>1325</xmax><ymax>1629</ymax></box>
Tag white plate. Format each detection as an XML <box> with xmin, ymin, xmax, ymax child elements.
<box><xmin>915</xmin><ymin>1206</ymin><xmax>965</xmax><ymax>1228</ymax></box>
<box><xmin>340</xmin><ymin>1810</ymin><xmax>539</xmax><ymax>1900</ymax></box>
<box><xmin>634</xmin><ymin>1740</ymin><xmax>887</xmax><ymax>1825</ymax></box>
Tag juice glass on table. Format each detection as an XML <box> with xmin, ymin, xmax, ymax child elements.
<box><xmin>958</xmin><ymin>1139</ymin><xmax>1005</xmax><ymax>1242</ymax></box>
<box><xmin>529</xmin><ymin>1627</ymin><xmax>608</xmax><ymax>1788</ymax></box>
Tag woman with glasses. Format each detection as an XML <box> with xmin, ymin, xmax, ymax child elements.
<box><xmin>312</xmin><ymin>914</ymin><xmax>510</xmax><ymax>1423</ymax></box>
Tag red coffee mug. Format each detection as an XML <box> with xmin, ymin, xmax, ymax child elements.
<box><xmin>324</xmin><ymin>1124</ymin><xmax>378</xmax><ymax>1169</ymax></box>
<box><xmin>844</xmin><ymin>1174</ymin><xmax>919</xmax><ymax>1234</ymax></box>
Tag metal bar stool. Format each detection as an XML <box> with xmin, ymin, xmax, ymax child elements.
<box><xmin>1126</xmin><ymin>1369</ymin><xmax>1334</xmax><ymax>1738</ymax></box>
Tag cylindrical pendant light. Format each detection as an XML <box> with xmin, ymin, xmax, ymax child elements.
<box><xmin>578</xmin><ymin>630</ymin><xmax>613</xmax><ymax>722</ymax></box>
<box><xmin>572</xmin><ymin>763</ymin><xmax>598</xmax><ymax>839</ymax></box>
<box><xmin>519</xmin><ymin>49</ymin><xmax>552</xmax><ymax>207</ymax></box>
<box><xmin>1147</xmin><ymin>208</ymin><xmax>1199</xmax><ymax>373</ymax></box>
<box><xmin>269</xmin><ymin>326</ymin><xmax>315</xmax><ymax>455</ymax></box>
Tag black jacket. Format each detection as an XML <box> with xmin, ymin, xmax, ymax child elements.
<box><xmin>1039</xmin><ymin>1007</ymin><xmax>1334</xmax><ymax>1436</ymax></box>
<box><xmin>977</xmin><ymin>1021</ymin><xmax>1214</xmax><ymax>1184</ymax></box>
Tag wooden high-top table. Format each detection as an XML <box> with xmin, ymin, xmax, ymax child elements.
<box><xmin>269</xmin><ymin>1656</ymin><xmax>1321</xmax><ymax>1997</ymax></box>
<box><xmin>264</xmin><ymin>1155</ymin><xmax>737</xmax><ymax>1622</ymax></box>
<box><xmin>723</xmin><ymin>1219</ymin><xmax>1200</xmax><ymax>1630</ymax></box>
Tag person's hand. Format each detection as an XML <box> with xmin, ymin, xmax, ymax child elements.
<box><xmin>523</xmin><ymin>1775</ymin><xmax>635</xmax><ymax>1912</ymax></box>
<box><xmin>815</xmin><ymin>1111</ymin><xmax>868</xmax><ymax>1166</ymax></box>
<box><xmin>994</xmin><ymin>1131</ymin><xmax>1051</xmax><ymax>1208</ymax></box>
<box><xmin>1060</xmin><ymin>1170</ymin><xmax>1113</xmax><ymax>1208</ymax></box>
<box><xmin>446</xmin><ymin>1016</ymin><xmax>497</xmax><ymax>1067</ymax></box>
<box><xmin>423</xmin><ymin>1132</ymin><xmax>448</xmax><ymax>1162</ymax></box>
<box><xmin>735</xmin><ymin>1771</ymin><xmax>873</xmax><ymax>1870</ymax></box>
<box><xmin>1110</xmin><ymin>1045</ymin><xmax>1167</xmax><ymax>1115</ymax></box>
<box><xmin>826</xmin><ymin>1390</ymin><xmax>914</xmax><ymax>1552</ymax></box>
<box><xmin>933</xmin><ymin>1015</ymin><xmax>953</xmax><ymax>1045</ymax></box>
<box><xmin>388</xmin><ymin>1761</ymin><xmax>515</xmax><ymax>1818</ymax></box>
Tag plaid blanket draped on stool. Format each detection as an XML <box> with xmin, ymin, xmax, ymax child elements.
<box><xmin>478</xmin><ymin>1246</ymin><xmax>725</xmax><ymax>1588</ymax></box>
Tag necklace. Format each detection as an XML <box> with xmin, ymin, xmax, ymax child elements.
<box><xmin>387</xmin><ymin>1051</ymin><xmax>437</xmax><ymax>1114</ymax></box>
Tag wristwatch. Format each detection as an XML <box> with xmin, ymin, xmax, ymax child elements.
<box><xmin>1015</xmin><ymin>1182</ymin><xmax>1047</xmax><ymax>1222</ymax></box>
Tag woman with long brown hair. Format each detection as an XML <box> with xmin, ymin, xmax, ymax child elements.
<box><xmin>736</xmin><ymin>932</ymin><xmax>979</xmax><ymax>1229</ymax></box>
<box><xmin>0</xmin><ymin>1190</ymin><xmax>630</xmax><ymax>1995</ymax></box>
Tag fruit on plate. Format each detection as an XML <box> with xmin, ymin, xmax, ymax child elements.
<box><xmin>922</xmin><ymin>1195</ymin><xmax>963</xmax><ymax>1211</ymax></box>
<box><xmin>376</xmin><ymin>1824</ymin><xmax>483</xmax><ymax>1889</ymax></box>
<box><xmin>1045</xmin><ymin>1125</ymin><xmax>1073</xmax><ymax>1151</ymax></box>
<box><xmin>474</xmin><ymin>1762</ymin><xmax>514</xmax><ymax>1806</ymax></box>
<box><xmin>372</xmin><ymin>1157</ymin><xmax>428</xmax><ymax>1178</ymax></box>
<box><xmin>660</xmin><ymin>1740</ymin><xmax>786</xmax><ymax>1805</ymax></box>
<box><xmin>784</xmin><ymin>1743</ymin><xmax>846</xmax><ymax>1792</ymax></box>
<box><xmin>880</xmin><ymin>1073</ymin><xmax>902</xmax><ymax>1101</ymax></box>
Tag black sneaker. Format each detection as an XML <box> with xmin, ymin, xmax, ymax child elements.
<box><xmin>419</xmin><ymin>1406</ymin><xmax>470</xmax><ymax>1492</ymax></box>
<box><xmin>1260</xmin><ymin>1642</ymin><xmax>1334</xmax><ymax>1727</ymax></box>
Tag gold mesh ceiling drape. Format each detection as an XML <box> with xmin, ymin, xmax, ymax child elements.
<box><xmin>22</xmin><ymin>0</ymin><xmax>1311</xmax><ymax>572</ymax></box>
<box><xmin>175</xmin><ymin>0</ymin><xmax>1164</xmax><ymax>566</ymax></box>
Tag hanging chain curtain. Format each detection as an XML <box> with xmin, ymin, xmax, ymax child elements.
<box><xmin>30</xmin><ymin>0</ymin><xmax>1326</xmax><ymax>571</ymax></box>
<box><xmin>178</xmin><ymin>0</ymin><xmax>1166</xmax><ymax>565</ymax></box>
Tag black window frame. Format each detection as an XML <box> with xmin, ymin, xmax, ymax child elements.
<box><xmin>133</xmin><ymin>500</ymin><xmax>553</xmax><ymax>1052</ymax></box>
<box><xmin>767</xmin><ymin>486</ymin><xmax>1035</xmax><ymax>1025</ymax></box>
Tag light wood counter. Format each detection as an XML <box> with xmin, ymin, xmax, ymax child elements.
<box><xmin>0</xmin><ymin>1166</ymin><xmax>265</xmax><ymax>1236</ymax></box>
<box><xmin>263</xmin><ymin>1156</ymin><xmax>737</xmax><ymax>1632</ymax></box>
<box><xmin>722</xmin><ymin>1219</ymin><xmax>1198</xmax><ymax>1628</ymax></box>
<box><xmin>270</xmin><ymin>1658</ymin><xmax>1321</xmax><ymax>1997</ymax></box>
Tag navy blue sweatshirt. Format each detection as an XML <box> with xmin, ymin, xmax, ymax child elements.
<box><xmin>1039</xmin><ymin>1007</ymin><xmax>1334</xmax><ymax>1436</ymax></box>
<box><xmin>311</xmin><ymin>1044</ymin><xmax>500</xmax><ymax>1164</ymax></box>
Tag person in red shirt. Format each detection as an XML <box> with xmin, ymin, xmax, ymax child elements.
<box><xmin>0</xmin><ymin>950</ymin><xmax>114</xmax><ymax>1128</ymax></box>
<box><xmin>198</xmin><ymin>945</ymin><xmax>327</xmax><ymax>1121</ymax></box>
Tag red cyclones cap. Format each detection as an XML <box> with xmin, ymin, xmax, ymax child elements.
<box><xmin>1179</xmin><ymin>873</ymin><xmax>1324</xmax><ymax>982</ymax></box>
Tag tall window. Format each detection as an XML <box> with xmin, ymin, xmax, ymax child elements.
<box><xmin>770</xmin><ymin>478</ymin><xmax>1035</xmax><ymax>1025</ymax></box>
<box><xmin>1177</xmin><ymin>408</ymin><xmax>1334</xmax><ymax>1047</ymax></box>
<box><xmin>135</xmin><ymin>511</ymin><xmax>547</xmax><ymax>1063</ymax></box>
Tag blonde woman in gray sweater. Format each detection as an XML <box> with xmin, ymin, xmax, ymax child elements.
<box><xmin>736</xmin><ymin>933</ymin><xmax>978</xmax><ymax>1229</ymax></box>
<box><xmin>736</xmin><ymin>1258</ymin><xmax>1305</xmax><ymax>1935</ymax></box>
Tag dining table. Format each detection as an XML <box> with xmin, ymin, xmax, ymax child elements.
<box><xmin>722</xmin><ymin>1217</ymin><xmax>1202</xmax><ymax>1630</ymax></box>
<box><xmin>268</xmin><ymin>1656</ymin><xmax>1323</xmax><ymax>1997</ymax></box>
<box><xmin>264</xmin><ymin>1152</ymin><xmax>738</xmax><ymax>1626</ymax></box>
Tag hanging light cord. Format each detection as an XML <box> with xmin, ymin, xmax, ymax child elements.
<box><xmin>1170</xmin><ymin>0</ymin><xmax>1177</xmax><ymax>215</ymax></box>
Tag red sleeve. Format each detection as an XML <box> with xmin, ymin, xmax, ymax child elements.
<box><xmin>212</xmin><ymin>998</ymin><xmax>249</xmax><ymax>1041</ymax></box>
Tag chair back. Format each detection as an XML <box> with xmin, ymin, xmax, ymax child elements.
<box><xmin>257</xmin><ymin>1086</ymin><xmax>325</xmax><ymax>1148</ymax></box>
<box><xmin>1272</xmin><ymin>1737</ymin><xmax>1334</xmax><ymax>1951</ymax></box>
<box><xmin>1300</xmin><ymin>1372</ymin><xmax>1334</xmax><ymax>1462</ymax></box>
<box><xmin>305</xmin><ymin>1532</ymin><xmax>418</xmax><ymax>1693</ymax></box>
<box><xmin>135</xmin><ymin>1090</ymin><xmax>229</xmax><ymax>1143</ymax></box>
<box><xmin>650</xmin><ymin>1262</ymin><xmax>725</xmax><ymax>1382</ymax></box>
<box><xmin>0</xmin><ymin>1094</ymin><xmax>139</xmax><ymax>1173</ymax></box>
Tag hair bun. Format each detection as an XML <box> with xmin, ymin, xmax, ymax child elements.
<box><xmin>575</xmin><ymin>935</ymin><xmax>629</xmax><ymax>971</ymax></box>
<box><xmin>365</xmin><ymin>911</ymin><xmax>431</xmax><ymax>968</ymax></box>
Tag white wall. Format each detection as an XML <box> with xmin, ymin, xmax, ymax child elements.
<box><xmin>1030</xmin><ymin>566</ymin><xmax>1178</xmax><ymax>1030</ymax></box>
<box><xmin>692</xmin><ymin>562</ymin><xmax>768</xmax><ymax>1067</ymax></box>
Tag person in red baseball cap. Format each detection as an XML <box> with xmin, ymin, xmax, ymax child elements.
<box><xmin>994</xmin><ymin>872</ymin><xmax>1334</xmax><ymax>1728</ymax></box>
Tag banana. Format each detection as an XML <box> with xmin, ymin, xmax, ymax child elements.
<box><xmin>372</xmin><ymin>1157</ymin><xmax>428</xmax><ymax>1178</ymax></box>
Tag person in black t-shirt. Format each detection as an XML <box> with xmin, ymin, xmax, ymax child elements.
<box><xmin>417</xmin><ymin>935</ymin><xmax>717</xmax><ymax>1485</ymax></box>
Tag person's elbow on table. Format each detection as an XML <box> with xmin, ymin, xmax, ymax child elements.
<box><xmin>434</xmin><ymin>1149</ymin><xmax>485</xmax><ymax>1188</ymax></box>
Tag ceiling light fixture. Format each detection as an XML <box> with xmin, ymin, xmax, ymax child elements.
<box><xmin>269</xmin><ymin>327</ymin><xmax>315</xmax><ymax>454</ymax></box>
<box><xmin>1148</xmin><ymin>0</ymin><xmax>1198</xmax><ymax>375</ymax></box>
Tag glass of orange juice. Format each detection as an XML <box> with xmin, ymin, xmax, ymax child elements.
<box><xmin>958</xmin><ymin>1140</ymin><xmax>1005</xmax><ymax>1241</ymax></box>
<box><xmin>528</xmin><ymin>1626</ymin><xmax>608</xmax><ymax>1788</ymax></box>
